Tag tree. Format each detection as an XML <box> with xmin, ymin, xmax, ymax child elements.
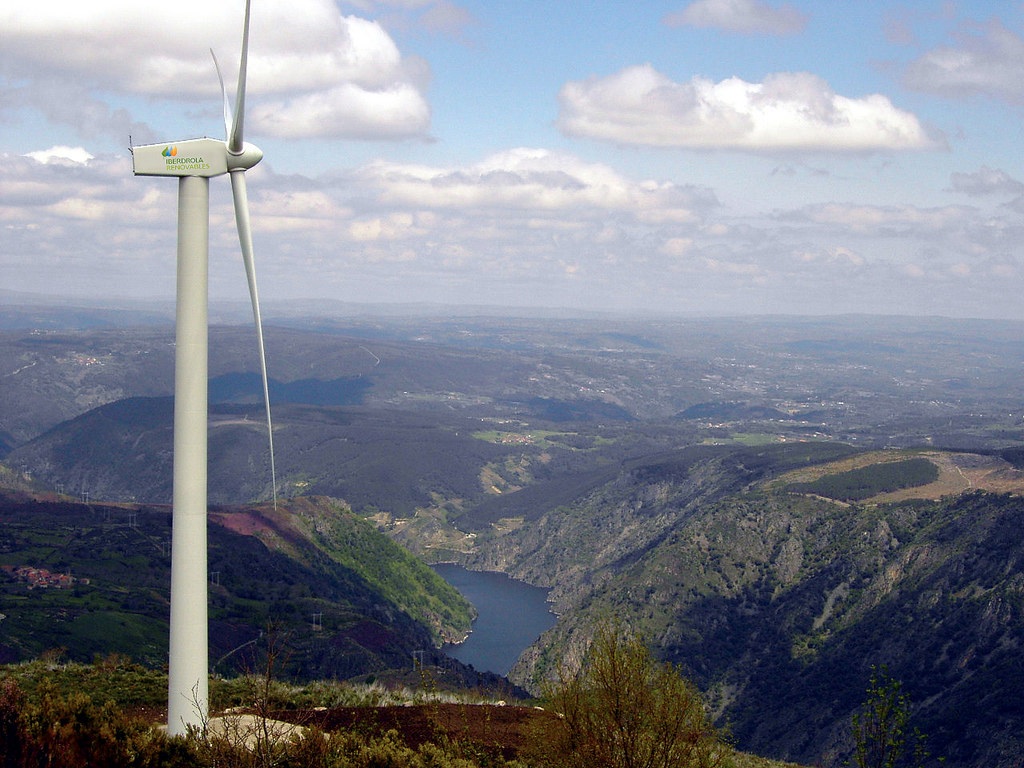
<box><xmin>851</xmin><ymin>666</ymin><xmax>930</xmax><ymax>768</ymax></box>
<box><xmin>543</xmin><ymin>621</ymin><xmax>729</xmax><ymax>768</ymax></box>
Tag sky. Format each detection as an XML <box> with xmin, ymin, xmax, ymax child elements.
<box><xmin>3</xmin><ymin>0</ymin><xmax>1024</xmax><ymax>319</ymax></box>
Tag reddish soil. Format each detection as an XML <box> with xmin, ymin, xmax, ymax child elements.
<box><xmin>209</xmin><ymin>509</ymin><xmax>279</xmax><ymax>537</ymax></box>
<box><xmin>270</xmin><ymin>703</ymin><xmax>561</xmax><ymax>760</ymax></box>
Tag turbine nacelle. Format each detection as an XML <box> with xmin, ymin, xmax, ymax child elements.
<box><xmin>132</xmin><ymin>137</ymin><xmax>262</xmax><ymax>178</ymax></box>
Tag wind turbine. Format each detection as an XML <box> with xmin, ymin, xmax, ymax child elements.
<box><xmin>131</xmin><ymin>0</ymin><xmax>276</xmax><ymax>735</ymax></box>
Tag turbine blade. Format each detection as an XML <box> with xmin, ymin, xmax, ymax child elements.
<box><xmin>230</xmin><ymin>169</ymin><xmax>277</xmax><ymax>509</ymax></box>
<box><xmin>228</xmin><ymin>0</ymin><xmax>252</xmax><ymax>154</ymax></box>
<box><xmin>211</xmin><ymin>49</ymin><xmax>232</xmax><ymax>141</ymax></box>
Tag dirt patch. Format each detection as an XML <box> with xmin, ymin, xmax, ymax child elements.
<box><xmin>268</xmin><ymin>703</ymin><xmax>560</xmax><ymax>760</ymax></box>
<box><xmin>210</xmin><ymin>510</ymin><xmax>278</xmax><ymax>537</ymax></box>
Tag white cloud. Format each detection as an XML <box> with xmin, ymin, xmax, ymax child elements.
<box><xmin>252</xmin><ymin>82</ymin><xmax>430</xmax><ymax>140</ymax></box>
<box><xmin>664</xmin><ymin>0</ymin><xmax>807</xmax><ymax>36</ymax></box>
<box><xmin>902</xmin><ymin>20</ymin><xmax>1024</xmax><ymax>103</ymax></box>
<box><xmin>825</xmin><ymin>246</ymin><xmax>866</xmax><ymax>268</ymax></box>
<box><xmin>787</xmin><ymin>202</ymin><xmax>972</xmax><ymax>233</ymax></box>
<box><xmin>250</xmin><ymin>186</ymin><xmax>350</xmax><ymax>233</ymax></box>
<box><xmin>356</xmin><ymin>148</ymin><xmax>717</xmax><ymax>220</ymax></box>
<box><xmin>0</xmin><ymin>0</ymin><xmax>430</xmax><ymax>141</ymax></box>
<box><xmin>2</xmin><ymin>142</ymin><xmax>1022</xmax><ymax>318</ymax></box>
<box><xmin>24</xmin><ymin>146</ymin><xmax>95</xmax><ymax>165</ymax></box>
<box><xmin>558</xmin><ymin>66</ymin><xmax>935</xmax><ymax>151</ymax></box>
<box><xmin>0</xmin><ymin>152</ymin><xmax>173</xmax><ymax>292</ymax></box>
<box><xmin>949</xmin><ymin>166</ymin><xmax>1024</xmax><ymax>197</ymax></box>
<box><xmin>661</xmin><ymin>237</ymin><xmax>694</xmax><ymax>257</ymax></box>
<box><xmin>348</xmin><ymin>212</ymin><xmax>425</xmax><ymax>242</ymax></box>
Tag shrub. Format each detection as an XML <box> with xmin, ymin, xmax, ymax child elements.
<box><xmin>0</xmin><ymin>676</ymin><xmax>197</xmax><ymax>768</ymax></box>
<box><xmin>851</xmin><ymin>667</ymin><xmax>931</xmax><ymax>768</ymax></box>
<box><xmin>541</xmin><ymin>621</ymin><xmax>731</xmax><ymax>768</ymax></box>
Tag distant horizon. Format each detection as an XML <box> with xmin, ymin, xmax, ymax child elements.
<box><xmin>4</xmin><ymin>288</ymin><xmax>1024</xmax><ymax>327</ymax></box>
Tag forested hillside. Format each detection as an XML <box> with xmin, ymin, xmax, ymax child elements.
<box><xmin>0</xmin><ymin>489</ymin><xmax>482</xmax><ymax>684</ymax></box>
<box><xmin>459</xmin><ymin>446</ymin><xmax>1024</xmax><ymax>767</ymax></box>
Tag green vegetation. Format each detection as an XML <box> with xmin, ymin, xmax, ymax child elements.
<box><xmin>505</xmin><ymin>453</ymin><xmax>1021</xmax><ymax>767</ymax></box>
<box><xmin>5</xmin><ymin>315</ymin><xmax>1024</xmax><ymax>767</ymax></box>
<box><xmin>540</xmin><ymin>621</ymin><xmax>730</xmax><ymax>768</ymax></box>
<box><xmin>727</xmin><ymin>433</ymin><xmax>785</xmax><ymax>447</ymax></box>
<box><xmin>0</xmin><ymin>677</ymin><xmax>192</xmax><ymax>768</ymax></box>
<box><xmin>0</xmin><ymin>657</ymin><xmax>502</xmax><ymax>716</ymax></box>
<box><xmin>852</xmin><ymin>667</ymin><xmax>930</xmax><ymax>768</ymax></box>
<box><xmin>4</xmin><ymin>439</ymin><xmax>1016</xmax><ymax>766</ymax></box>
<box><xmin>0</xmin><ymin>491</ymin><xmax>472</xmax><ymax>678</ymax></box>
<box><xmin>303</xmin><ymin>500</ymin><xmax>473</xmax><ymax>642</ymax></box>
<box><xmin>785</xmin><ymin>458</ymin><xmax>939</xmax><ymax>501</ymax></box>
<box><xmin>0</xmin><ymin>650</ymin><xmax>802</xmax><ymax>768</ymax></box>
<box><xmin>472</xmin><ymin>428</ymin><xmax>615</xmax><ymax>452</ymax></box>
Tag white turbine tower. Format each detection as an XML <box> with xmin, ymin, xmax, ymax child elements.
<box><xmin>131</xmin><ymin>0</ymin><xmax>276</xmax><ymax>735</ymax></box>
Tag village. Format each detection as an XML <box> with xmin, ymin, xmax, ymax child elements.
<box><xmin>1</xmin><ymin>565</ymin><xmax>87</xmax><ymax>590</ymax></box>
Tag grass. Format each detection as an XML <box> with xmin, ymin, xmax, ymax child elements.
<box><xmin>1</xmin><ymin>658</ymin><xmax>507</xmax><ymax>714</ymax></box>
<box><xmin>729</xmin><ymin>433</ymin><xmax>786</xmax><ymax>447</ymax></box>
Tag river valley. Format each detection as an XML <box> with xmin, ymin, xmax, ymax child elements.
<box><xmin>433</xmin><ymin>564</ymin><xmax>557</xmax><ymax>676</ymax></box>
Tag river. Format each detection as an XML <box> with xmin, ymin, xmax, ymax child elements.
<box><xmin>433</xmin><ymin>563</ymin><xmax>557</xmax><ymax>676</ymax></box>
